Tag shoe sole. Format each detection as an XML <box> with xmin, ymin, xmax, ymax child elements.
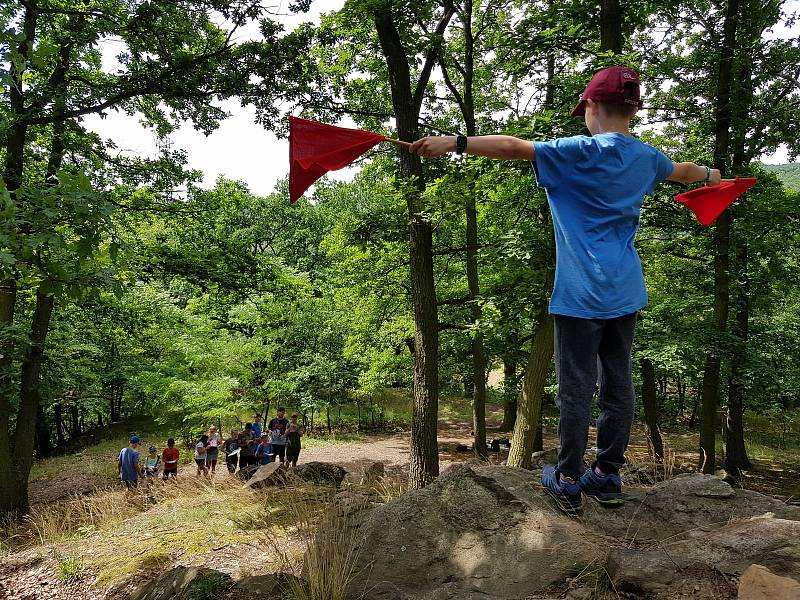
<box><xmin>584</xmin><ymin>491</ymin><xmax>625</xmax><ymax>507</ymax></box>
<box><xmin>543</xmin><ymin>486</ymin><xmax>584</xmax><ymax>515</ymax></box>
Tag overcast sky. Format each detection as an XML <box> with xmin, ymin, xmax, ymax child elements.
<box><xmin>85</xmin><ymin>1</ymin><xmax>798</xmax><ymax>198</ymax></box>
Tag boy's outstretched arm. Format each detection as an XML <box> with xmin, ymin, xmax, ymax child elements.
<box><xmin>410</xmin><ymin>135</ymin><xmax>534</xmax><ymax>161</ymax></box>
<box><xmin>667</xmin><ymin>162</ymin><xmax>722</xmax><ymax>186</ymax></box>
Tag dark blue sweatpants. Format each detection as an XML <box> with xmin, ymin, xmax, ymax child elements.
<box><xmin>554</xmin><ymin>312</ymin><xmax>637</xmax><ymax>479</ymax></box>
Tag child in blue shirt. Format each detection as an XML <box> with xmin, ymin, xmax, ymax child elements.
<box><xmin>411</xmin><ymin>66</ymin><xmax>721</xmax><ymax>514</ymax></box>
<box><xmin>255</xmin><ymin>433</ymin><xmax>274</xmax><ymax>466</ymax></box>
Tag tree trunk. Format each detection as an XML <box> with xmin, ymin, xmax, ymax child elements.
<box><xmin>600</xmin><ymin>0</ymin><xmax>623</xmax><ymax>54</ymax></box>
<box><xmin>699</xmin><ymin>0</ymin><xmax>739</xmax><ymax>474</ymax></box>
<box><xmin>374</xmin><ymin>3</ymin><xmax>454</xmax><ymax>489</ymax></box>
<box><xmin>640</xmin><ymin>358</ymin><xmax>664</xmax><ymax>460</ymax></box>
<box><xmin>507</xmin><ymin>313</ymin><xmax>554</xmax><ymax>469</ymax></box>
<box><xmin>7</xmin><ymin>291</ymin><xmax>55</xmax><ymax>516</ymax></box>
<box><xmin>70</xmin><ymin>403</ymin><xmax>81</xmax><ymax>439</ymax></box>
<box><xmin>500</xmin><ymin>358</ymin><xmax>518</xmax><ymax>431</ymax></box>
<box><xmin>55</xmin><ymin>403</ymin><xmax>65</xmax><ymax>448</ymax></box>
<box><xmin>724</xmin><ymin>235</ymin><xmax>752</xmax><ymax>475</ymax></box>
<box><xmin>35</xmin><ymin>402</ymin><xmax>52</xmax><ymax>458</ymax></box>
<box><xmin>0</xmin><ymin>2</ymin><xmax>38</xmax><ymax>521</ymax></box>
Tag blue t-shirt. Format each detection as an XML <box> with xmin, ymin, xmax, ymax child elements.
<box><xmin>118</xmin><ymin>447</ymin><xmax>140</xmax><ymax>481</ymax></box>
<box><xmin>251</xmin><ymin>422</ymin><xmax>262</xmax><ymax>438</ymax></box>
<box><xmin>532</xmin><ymin>133</ymin><xmax>674</xmax><ymax>318</ymax></box>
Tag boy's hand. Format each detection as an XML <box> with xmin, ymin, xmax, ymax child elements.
<box><xmin>410</xmin><ymin>136</ymin><xmax>455</xmax><ymax>158</ymax></box>
<box><xmin>705</xmin><ymin>169</ymin><xmax>722</xmax><ymax>186</ymax></box>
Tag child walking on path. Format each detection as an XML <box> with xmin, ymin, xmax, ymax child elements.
<box><xmin>195</xmin><ymin>434</ymin><xmax>209</xmax><ymax>477</ymax></box>
<box><xmin>162</xmin><ymin>438</ymin><xmax>179</xmax><ymax>480</ymax></box>
<box><xmin>206</xmin><ymin>425</ymin><xmax>221</xmax><ymax>476</ymax></box>
<box><xmin>411</xmin><ymin>66</ymin><xmax>721</xmax><ymax>514</ymax></box>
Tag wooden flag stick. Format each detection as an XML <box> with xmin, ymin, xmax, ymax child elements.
<box><xmin>383</xmin><ymin>138</ymin><xmax>411</xmax><ymax>149</ymax></box>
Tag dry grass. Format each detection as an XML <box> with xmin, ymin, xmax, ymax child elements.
<box><xmin>2</xmin><ymin>475</ymin><xmax>269</xmax><ymax>587</ymax></box>
<box><xmin>254</xmin><ymin>482</ymin><xmax>368</xmax><ymax>600</ymax></box>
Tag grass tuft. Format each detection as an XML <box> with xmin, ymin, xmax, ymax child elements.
<box><xmin>56</xmin><ymin>553</ymin><xmax>85</xmax><ymax>583</ymax></box>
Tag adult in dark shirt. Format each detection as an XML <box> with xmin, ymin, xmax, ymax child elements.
<box><xmin>268</xmin><ymin>408</ymin><xmax>290</xmax><ymax>465</ymax></box>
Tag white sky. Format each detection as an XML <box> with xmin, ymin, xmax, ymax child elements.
<box><xmin>85</xmin><ymin>0</ymin><xmax>798</xmax><ymax>198</ymax></box>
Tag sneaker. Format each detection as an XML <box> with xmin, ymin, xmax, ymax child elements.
<box><xmin>542</xmin><ymin>465</ymin><xmax>583</xmax><ymax>515</ymax></box>
<box><xmin>579</xmin><ymin>465</ymin><xmax>625</xmax><ymax>506</ymax></box>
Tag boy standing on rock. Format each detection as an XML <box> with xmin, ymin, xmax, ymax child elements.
<box><xmin>411</xmin><ymin>66</ymin><xmax>721</xmax><ymax>514</ymax></box>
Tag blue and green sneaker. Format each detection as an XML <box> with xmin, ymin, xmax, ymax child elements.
<box><xmin>542</xmin><ymin>465</ymin><xmax>583</xmax><ymax>515</ymax></box>
<box><xmin>579</xmin><ymin>465</ymin><xmax>625</xmax><ymax>506</ymax></box>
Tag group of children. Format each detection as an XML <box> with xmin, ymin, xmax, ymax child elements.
<box><xmin>117</xmin><ymin>408</ymin><xmax>303</xmax><ymax>487</ymax></box>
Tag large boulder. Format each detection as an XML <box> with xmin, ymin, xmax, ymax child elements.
<box><xmin>345</xmin><ymin>465</ymin><xmax>800</xmax><ymax>600</ymax></box>
<box><xmin>348</xmin><ymin>464</ymin><xmax>600</xmax><ymax>600</ymax></box>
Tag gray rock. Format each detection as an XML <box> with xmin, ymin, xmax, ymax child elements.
<box><xmin>738</xmin><ymin>564</ymin><xmax>800</xmax><ymax>600</ymax></box>
<box><xmin>234</xmin><ymin>573</ymin><xmax>303</xmax><ymax>597</ymax></box>
<box><xmin>129</xmin><ymin>567</ymin><xmax>230</xmax><ymax>600</ymax></box>
<box><xmin>290</xmin><ymin>462</ymin><xmax>347</xmax><ymax>487</ymax></box>
<box><xmin>565</xmin><ymin>588</ymin><xmax>595</xmax><ymax>600</ymax></box>
<box><xmin>530</xmin><ymin>448</ymin><xmax>559</xmax><ymax>467</ymax></box>
<box><xmin>360</xmin><ymin>461</ymin><xmax>385</xmax><ymax>484</ymax></box>
<box><xmin>580</xmin><ymin>473</ymin><xmax>800</xmax><ymax>541</ymax></box>
<box><xmin>606</xmin><ymin>547</ymin><xmax>676</xmax><ymax>593</ymax></box>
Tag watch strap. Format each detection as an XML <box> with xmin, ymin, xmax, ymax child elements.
<box><xmin>456</xmin><ymin>135</ymin><xmax>468</xmax><ymax>155</ymax></box>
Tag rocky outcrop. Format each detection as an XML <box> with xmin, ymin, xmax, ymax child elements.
<box><xmin>345</xmin><ymin>464</ymin><xmax>800</xmax><ymax>600</ymax></box>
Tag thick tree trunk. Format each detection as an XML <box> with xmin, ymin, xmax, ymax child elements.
<box><xmin>0</xmin><ymin>3</ymin><xmax>39</xmax><ymax>520</ymax></box>
<box><xmin>640</xmin><ymin>358</ymin><xmax>664</xmax><ymax>460</ymax></box>
<box><xmin>699</xmin><ymin>0</ymin><xmax>739</xmax><ymax>474</ymax></box>
<box><xmin>7</xmin><ymin>291</ymin><xmax>55</xmax><ymax>516</ymax></box>
<box><xmin>374</xmin><ymin>3</ymin><xmax>454</xmax><ymax>488</ymax></box>
<box><xmin>507</xmin><ymin>313</ymin><xmax>554</xmax><ymax>469</ymax></box>
<box><xmin>599</xmin><ymin>0</ymin><xmax>623</xmax><ymax>54</ymax></box>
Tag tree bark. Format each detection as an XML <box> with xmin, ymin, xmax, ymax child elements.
<box><xmin>8</xmin><ymin>291</ymin><xmax>55</xmax><ymax>516</ymax></box>
<box><xmin>724</xmin><ymin>233</ymin><xmax>752</xmax><ymax>475</ymax></box>
<box><xmin>500</xmin><ymin>358</ymin><xmax>518</xmax><ymax>431</ymax></box>
<box><xmin>640</xmin><ymin>358</ymin><xmax>664</xmax><ymax>460</ymax></box>
<box><xmin>599</xmin><ymin>0</ymin><xmax>623</xmax><ymax>54</ymax></box>
<box><xmin>699</xmin><ymin>0</ymin><xmax>740</xmax><ymax>474</ymax></box>
<box><xmin>0</xmin><ymin>3</ymin><xmax>38</xmax><ymax>520</ymax></box>
<box><xmin>374</xmin><ymin>2</ymin><xmax>454</xmax><ymax>488</ymax></box>
<box><xmin>507</xmin><ymin>312</ymin><xmax>554</xmax><ymax>469</ymax></box>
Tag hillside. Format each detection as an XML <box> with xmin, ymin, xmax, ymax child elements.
<box><xmin>763</xmin><ymin>163</ymin><xmax>800</xmax><ymax>191</ymax></box>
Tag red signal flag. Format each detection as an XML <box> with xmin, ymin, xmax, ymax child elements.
<box><xmin>674</xmin><ymin>177</ymin><xmax>757</xmax><ymax>226</ymax></box>
<box><xmin>289</xmin><ymin>116</ymin><xmax>388</xmax><ymax>203</ymax></box>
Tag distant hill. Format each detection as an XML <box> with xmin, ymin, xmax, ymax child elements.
<box><xmin>762</xmin><ymin>163</ymin><xmax>800</xmax><ymax>191</ymax></box>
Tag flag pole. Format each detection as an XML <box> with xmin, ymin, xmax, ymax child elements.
<box><xmin>383</xmin><ymin>138</ymin><xmax>411</xmax><ymax>149</ymax></box>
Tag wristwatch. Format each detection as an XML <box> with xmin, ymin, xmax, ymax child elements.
<box><xmin>456</xmin><ymin>135</ymin><xmax>468</xmax><ymax>155</ymax></box>
<box><xmin>703</xmin><ymin>166</ymin><xmax>711</xmax><ymax>182</ymax></box>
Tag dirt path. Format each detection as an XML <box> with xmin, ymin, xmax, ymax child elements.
<box><xmin>299</xmin><ymin>405</ymin><xmax>510</xmax><ymax>478</ymax></box>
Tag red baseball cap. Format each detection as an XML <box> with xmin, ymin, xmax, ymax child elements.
<box><xmin>571</xmin><ymin>66</ymin><xmax>644</xmax><ymax>117</ymax></box>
